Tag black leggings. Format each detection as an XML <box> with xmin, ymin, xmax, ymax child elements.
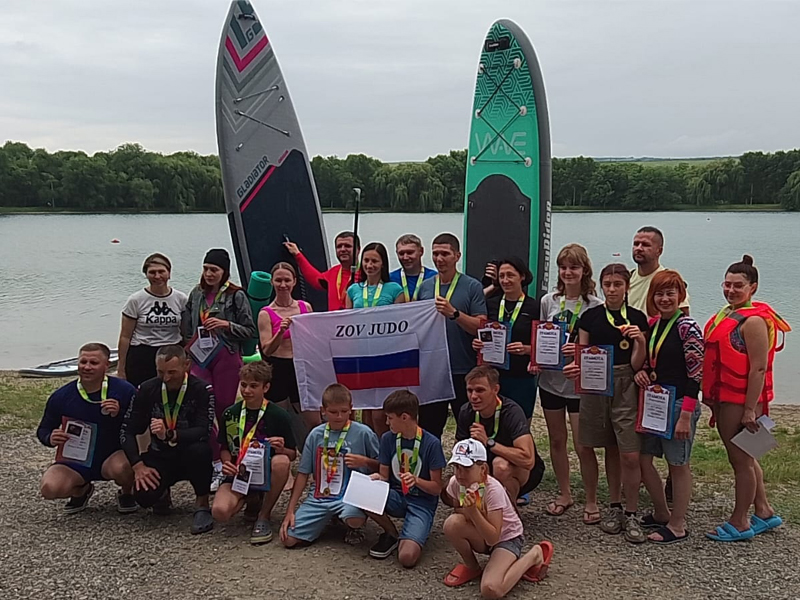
<box><xmin>264</xmin><ymin>356</ymin><xmax>300</xmax><ymax>404</ymax></box>
<box><xmin>134</xmin><ymin>441</ymin><xmax>213</xmax><ymax>507</ymax></box>
<box><xmin>418</xmin><ymin>373</ymin><xmax>468</xmax><ymax>440</ymax></box>
<box><xmin>125</xmin><ymin>345</ymin><xmax>160</xmax><ymax>387</ymax></box>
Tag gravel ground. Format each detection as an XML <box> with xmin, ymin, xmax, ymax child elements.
<box><xmin>2</xmin><ymin>431</ymin><xmax>799</xmax><ymax>600</ymax></box>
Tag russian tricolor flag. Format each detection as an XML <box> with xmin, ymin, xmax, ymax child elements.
<box><xmin>330</xmin><ymin>335</ymin><xmax>421</xmax><ymax>391</ymax></box>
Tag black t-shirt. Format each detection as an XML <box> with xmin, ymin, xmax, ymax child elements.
<box><xmin>578</xmin><ymin>304</ymin><xmax>649</xmax><ymax>366</ymax></box>
<box><xmin>456</xmin><ymin>396</ymin><xmax>531</xmax><ymax>457</ymax></box>
<box><xmin>646</xmin><ymin>316</ymin><xmax>702</xmax><ymax>400</ymax></box>
<box><xmin>217</xmin><ymin>401</ymin><xmax>297</xmax><ymax>458</ymax></box>
<box><xmin>485</xmin><ymin>295</ymin><xmax>540</xmax><ymax>377</ymax></box>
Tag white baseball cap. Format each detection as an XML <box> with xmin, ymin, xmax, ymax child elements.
<box><xmin>448</xmin><ymin>439</ymin><xmax>488</xmax><ymax>467</ymax></box>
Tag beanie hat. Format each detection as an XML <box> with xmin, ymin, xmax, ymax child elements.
<box><xmin>203</xmin><ymin>248</ymin><xmax>230</xmax><ymax>272</ymax></box>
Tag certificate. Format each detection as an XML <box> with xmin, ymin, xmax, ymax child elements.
<box><xmin>233</xmin><ymin>440</ymin><xmax>271</xmax><ymax>494</ymax></box>
<box><xmin>56</xmin><ymin>418</ymin><xmax>97</xmax><ymax>467</ymax></box>
<box><xmin>186</xmin><ymin>330</ymin><xmax>222</xmax><ymax>368</ymax></box>
<box><xmin>575</xmin><ymin>345</ymin><xmax>614</xmax><ymax>397</ymax></box>
<box><xmin>314</xmin><ymin>447</ymin><xmax>346</xmax><ymax>499</ymax></box>
<box><xmin>231</xmin><ymin>464</ymin><xmax>252</xmax><ymax>495</ymax></box>
<box><xmin>477</xmin><ymin>321</ymin><xmax>510</xmax><ymax>370</ymax></box>
<box><xmin>343</xmin><ymin>471</ymin><xmax>390</xmax><ymax>515</ymax></box>
<box><xmin>636</xmin><ymin>384</ymin><xmax>678</xmax><ymax>439</ymax></box>
<box><xmin>531</xmin><ymin>321</ymin><xmax>563</xmax><ymax>370</ymax></box>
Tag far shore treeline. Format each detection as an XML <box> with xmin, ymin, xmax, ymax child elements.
<box><xmin>2</xmin><ymin>141</ymin><xmax>800</xmax><ymax>213</ymax></box>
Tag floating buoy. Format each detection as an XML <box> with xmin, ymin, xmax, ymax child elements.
<box><xmin>111</xmin><ymin>239</ymin><xmax>120</xmax><ymax>244</ymax></box>
<box><xmin>612</xmin><ymin>252</ymin><xmax>621</xmax><ymax>256</ymax></box>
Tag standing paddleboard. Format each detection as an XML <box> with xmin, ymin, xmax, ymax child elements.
<box><xmin>216</xmin><ymin>0</ymin><xmax>329</xmax><ymax>309</ymax></box>
<box><xmin>463</xmin><ymin>20</ymin><xmax>551</xmax><ymax>298</ymax></box>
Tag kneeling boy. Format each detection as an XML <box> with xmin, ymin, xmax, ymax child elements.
<box><xmin>280</xmin><ymin>384</ymin><xmax>380</xmax><ymax>547</ymax></box>
<box><xmin>212</xmin><ymin>362</ymin><xmax>297</xmax><ymax>544</ymax></box>
<box><xmin>367</xmin><ymin>390</ymin><xmax>446</xmax><ymax>568</ymax></box>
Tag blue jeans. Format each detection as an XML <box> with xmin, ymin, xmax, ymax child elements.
<box><xmin>384</xmin><ymin>489</ymin><xmax>436</xmax><ymax>547</ymax></box>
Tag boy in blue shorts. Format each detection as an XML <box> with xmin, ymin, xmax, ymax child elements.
<box><xmin>368</xmin><ymin>390</ymin><xmax>446</xmax><ymax>568</ymax></box>
<box><xmin>280</xmin><ymin>384</ymin><xmax>380</xmax><ymax>547</ymax></box>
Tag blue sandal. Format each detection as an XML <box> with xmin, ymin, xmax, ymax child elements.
<box><xmin>705</xmin><ymin>522</ymin><xmax>754</xmax><ymax>542</ymax></box>
<box><xmin>750</xmin><ymin>514</ymin><xmax>783</xmax><ymax>535</ymax></box>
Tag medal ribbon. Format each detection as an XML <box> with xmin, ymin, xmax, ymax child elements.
<box><xmin>322</xmin><ymin>421</ymin><xmax>351</xmax><ymax>484</ymax></box>
<box><xmin>475</xmin><ymin>399</ymin><xmax>503</xmax><ymax>439</ymax></box>
<box><xmin>434</xmin><ymin>272</ymin><xmax>461</xmax><ymax>303</ymax></box>
<box><xmin>77</xmin><ymin>376</ymin><xmax>108</xmax><ymax>404</ymax></box>
<box><xmin>605</xmin><ymin>303</ymin><xmax>630</xmax><ymax>330</ymax></box>
<box><xmin>161</xmin><ymin>375</ymin><xmax>188</xmax><ymax>431</ymax></box>
<box><xmin>200</xmin><ymin>281</ymin><xmax>229</xmax><ymax>323</ymax></box>
<box><xmin>400</xmin><ymin>270</ymin><xmax>425</xmax><ymax>302</ymax></box>
<box><xmin>458</xmin><ymin>483</ymin><xmax>486</xmax><ymax>510</ymax></box>
<box><xmin>397</xmin><ymin>427</ymin><xmax>423</xmax><ymax>477</ymax></box>
<box><xmin>499</xmin><ymin>295</ymin><xmax>525</xmax><ymax>327</ymax></box>
<box><xmin>558</xmin><ymin>297</ymin><xmax>583</xmax><ymax>334</ymax></box>
<box><xmin>336</xmin><ymin>267</ymin><xmax>348</xmax><ymax>305</ymax></box>
<box><xmin>362</xmin><ymin>282</ymin><xmax>383</xmax><ymax>307</ymax></box>
<box><xmin>648</xmin><ymin>311</ymin><xmax>681</xmax><ymax>372</ymax></box>
<box><xmin>705</xmin><ymin>304</ymin><xmax>733</xmax><ymax>338</ymax></box>
<box><xmin>236</xmin><ymin>399</ymin><xmax>268</xmax><ymax>464</ymax></box>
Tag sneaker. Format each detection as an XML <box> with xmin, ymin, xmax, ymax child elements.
<box><xmin>624</xmin><ymin>514</ymin><xmax>647</xmax><ymax>544</ymax></box>
<box><xmin>599</xmin><ymin>506</ymin><xmax>624</xmax><ymax>535</ymax></box>
<box><xmin>64</xmin><ymin>483</ymin><xmax>94</xmax><ymax>515</ymax></box>
<box><xmin>152</xmin><ymin>489</ymin><xmax>173</xmax><ymax>515</ymax></box>
<box><xmin>250</xmin><ymin>519</ymin><xmax>273</xmax><ymax>545</ymax></box>
<box><xmin>369</xmin><ymin>532</ymin><xmax>399</xmax><ymax>559</ymax></box>
<box><xmin>116</xmin><ymin>491</ymin><xmax>138</xmax><ymax>514</ymax></box>
<box><xmin>344</xmin><ymin>526</ymin><xmax>367</xmax><ymax>546</ymax></box>
<box><xmin>210</xmin><ymin>470</ymin><xmax>225</xmax><ymax>494</ymax></box>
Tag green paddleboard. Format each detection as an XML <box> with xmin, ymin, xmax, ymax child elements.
<box><xmin>464</xmin><ymin>19</ymin><xmax>552</xmax><ymax>297</ymax></box>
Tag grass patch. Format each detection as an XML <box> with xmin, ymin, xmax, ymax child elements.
<box><xmin>0</xmin><ymin>376</ymin><xmax>62</xmax><ymax>431</ymax></box>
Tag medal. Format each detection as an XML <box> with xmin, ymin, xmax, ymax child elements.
<box><xmin>321</xmin><ymin>421</ymin><xmax>351</xmax><ymax>495</ymax></box>
<box><xmin>400</xmin><ymin>270</ymin><xmax>425</xmax><ymax>302</ymax></box>
<box><xmin>322</xmin><ymin>487</ymin><xmax>331</xmax><ymax>497</ymax></box>
<box><xmin>396</xmin><ymin>427</ymin><xmax>423</xmax><ymax>493</ymax></box>
<box><xmin>361</xmin><ymin>282</ymin><xmax>383</xmax><ymax>307</ymax></box>
<box><xmin>434</xmin><ymin>272</ymin><xmax>461</xmax><ymax>302</ymax></box>
<box><xmin>77</xmin><ymin>377</ymin><xmax>109</xmax><ymax>414</ymax></box>
<box><xmin>161</xmin><ymin>376</ymin><xmax>188</xmax><ymax>434</ymax></box>
<box><xmin>236</xmin><ymin>398</ymin><xmax>268</xmax><ymax>465</ymax></box>
<box><xmin>647</xmin><ymin>311</ymin><xmax>681</xmax><ymax>384</ymax></box>
<box><xmin>168</xmin><ymin>439</ymin><xmax>178</xmax><ymax>447</ymax></box>
<box><xmin>606</xmin><ymin>304</ymin><xmax>631</xmax><ymax>351</ymax></box>
<box><xmin>475</xmin><ymin>399</ymin><xmax>503</xmax><ymax>439</ymax></box>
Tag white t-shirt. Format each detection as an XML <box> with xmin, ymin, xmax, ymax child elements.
<box><xmin>537</xmin><ymin>292</ymin><xmax>602</xmax><ymax>399</ymax></box>
<box><xmin>628</xmin><ymin>265</ymin><xmax>691</xmax><ymax>316</ymax></box>
<box><xmin>122</xmin><ymin>288</ymin><xmax>188</xmax><ymax>346</ymax></box>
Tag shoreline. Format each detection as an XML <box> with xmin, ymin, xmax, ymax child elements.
<box><xmin>0</xmin><ymin>204</ymin><xmax>787</xmax><ymax>215</ymax></box>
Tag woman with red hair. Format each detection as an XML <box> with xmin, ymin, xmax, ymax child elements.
<box><xmin>634</xmin><ymin>270</ymin><xmax>703</xmax><ymax>544</ymax></box>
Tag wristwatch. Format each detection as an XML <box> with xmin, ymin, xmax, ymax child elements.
<box><xmin>450</xmin><ymin>310</ymin><xmax>461</xmax><ymax>320</ymax></box>
<box><xmin>486</xmin><ymin>438</ymin><xmax>496</xmax><ymax>449</ymax></box>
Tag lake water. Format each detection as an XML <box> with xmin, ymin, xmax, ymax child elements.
<box><xmin>2</xmin><ymin>211</ymin><xmax>798</xmax><ymax>403</ymax></box>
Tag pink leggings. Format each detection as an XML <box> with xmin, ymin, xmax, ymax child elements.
<box><xmin>191</xmin><ymin>347</ymin><xmax>243</xmax><ymax>461</ymax></box>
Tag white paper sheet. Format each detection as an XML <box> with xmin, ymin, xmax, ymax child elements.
<box><xmin>242</xmin><ymin>445</ymin><xmax>265</xmax><ymax>487</ymax></box>
<box><xmin>731</xmin><ymin>415</ymin><xmax>779</xmax><ymax>460</ymax></box>
<box><xmin>342</xmin><ymin>471</ymin><xmax>390</xmax><ymax>515</ymax></box>
<box><xmin>478</xmin><ymin>325</ymin><xmax>508</xmax><ymax>366</ymax></box>
<box><xmin>61</xmin><ymin>420</ymin><xmax>92</xmax><ymax>462</ymax></box>
<box><xmin>580</xmin><ymin>348</ymin><xmax>609</xmax><ymax>391</ymax></box>
<box><xmin>641</xmin><ymin>387</ymin><xmax>670</xmax><ymax>432</ymax></box>
<box><xmin>535</xmin><ymin>323</ymin><xmax>561</xmax><ymax>366</ymax></box>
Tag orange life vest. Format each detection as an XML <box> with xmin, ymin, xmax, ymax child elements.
<box><xmin>702</xmin><ymin>301</ymin><xmax>790</xmax><ymax>406</ymax></box>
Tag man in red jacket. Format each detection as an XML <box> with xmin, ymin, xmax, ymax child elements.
<box><xmin>284</xmin><ymin>231</ymin><xmax>360</xmax><ymax>311</ymax></box>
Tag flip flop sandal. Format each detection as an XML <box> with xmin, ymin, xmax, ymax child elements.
<box><xmin>705</xmin><ymin>522</ymin><xmax>755</xmax><ymax>542</ymax></box>
<box><xmin>522</xmin><ymin>541</ymin><xmax>554</xmax><ymax>583</ymax></box>
<box><xmin>516</xmin><ymin>493</ymin><xmax>531</xmax><ymax>507</ymax></box>
<box><xmin>444</xmin><ymin>564</ymin><xmax>483</xmax><ymax>587</ymax></box>
<box><xmin>648</xmin><ymin>526</ymin><xmax>690</xmax><ymax>545</ymax></box>
<box><xmin>750</xmin><ymin>514</ymin><xmax>783</xmax><ymax>535</ymax></box>
<box><xmin>583</xmin><ymin>510</ymin><xmax>601</xmax><ymax>525</ymax></box>
<box><xmin>640</xmin><ymin>514</ymin><xmax>669</xmax><ymax>529</ymax></box>
<box><xmin>190</xmin><ymin>507</ymin><xmax>214</xmax><ymax>535</ymax></box>
<box><xmin>546</xmin><ymin>501</ymin><xmax>574</xmax><ymax>516</ymax></box>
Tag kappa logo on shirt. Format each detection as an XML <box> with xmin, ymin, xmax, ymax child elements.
<box><xmin>145</xmin><ymin>301</ymin><xmax>179</xmax><ymax>325</ymax></box>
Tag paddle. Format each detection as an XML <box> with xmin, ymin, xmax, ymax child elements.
<box><xmin>350</xmin><ymin>187</ymin><xmax>362</xmax><ymax>285</ymax></box>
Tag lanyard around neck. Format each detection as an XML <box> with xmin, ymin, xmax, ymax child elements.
<box><xmin>435</xmin><ymin>272</ymin><xmax>460</xmax><ymax>303</ymax></box>
<box><xmin>201</xmin><ymin>281</ymin><xmax>229</xmax><ymax>322</ymax></box>
<box><xmin>475</xmin><ymin>399</ymin><xmax>502</xmax><ymax>439</ymax></box>
<box><xmin>396</xmin><ymin>427</ymin><xmax>422</xmax><ymax>475</ymax></box>
<box><xmin>77</xmin><ymin>377</ymin><xmax>108</xmax><ymax>404</ymax></box>
<box><xmin>362</xmin><ymin>282</ymin><xmax>383</xmax><ymax>307</ymax></box>
<box><xmin>400</xmin><ymin>270</ymin><xmax>425</xmax><ymax>302</ymax></box>
<box><xmin>237</xmin><ymin>399</ymin><xmax>268</xmax><ymax>464</ymax></box>
<box><xmin>558</xmin><ymin>297</ymin><xmax>583</xmax><ymax>334</ymax></box>
<box><xmin>648</xmin><ymin>312</ymin><xmax>681</xmax><ymax>371</ymax></box>
<box><xmin>322</xmin><ymin>421</ymin><xmax>351</xmax><ymax>483</ymax></box>
<box><xmin>161</xmin><ymin>376</ymin><xmax>188</xmax><ymax>430</ymax></box>
<box><xmin>499</xmin><ymin>295</ymin><xmax>525</xmax><ymax>327</ymax></box>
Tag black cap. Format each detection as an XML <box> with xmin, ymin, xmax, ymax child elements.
<box><xmin>203</xmin><ymin>248</ymin><xmax>230</xmax><ymax>272</ymax></box>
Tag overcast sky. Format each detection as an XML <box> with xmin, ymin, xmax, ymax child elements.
<box><xmin>1</xmin><ymin>0</ymin><xmax>797</xmax><ymax>162</ymax></box>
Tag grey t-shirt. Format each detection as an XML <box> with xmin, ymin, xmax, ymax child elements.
<box><xmin>537</xmin><ymin>292</ymin><xmax>602</xmax><ymax>398</ymax></box>
<box><xmin>418</xmin><ymin>273</ymin><xmax>487</xmax><ymax>375</ymax></box>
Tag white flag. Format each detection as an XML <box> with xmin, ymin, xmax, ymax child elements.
<box><xmin>291</xmin><ymin>300</ymin><xmax>454</xmax><ymax>410</ymax></box>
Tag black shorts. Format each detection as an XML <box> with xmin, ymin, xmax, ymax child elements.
<box><xmin>264</xmin><ymin>356</ymin><xmax>300</xmax><ymax>404</ymax></box>
<box><xmin>539</xmin><ymin>388</ymin><xmax>580</xmax><ymax>414</ymax></box>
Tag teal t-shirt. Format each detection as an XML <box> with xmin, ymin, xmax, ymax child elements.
<box><xmin>347</xmin><ymin>281</ymin><xmax>403</xmax><ymax>308</ymax></box>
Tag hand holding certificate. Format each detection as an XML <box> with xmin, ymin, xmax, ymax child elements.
<box><xmin>636</xmin><ymin>384</ymin><xmax>678</xmax><ymax>439</ymax></box>
<box><xmin>476</xmin><ymin>321</ymin><xmax>510</xmax><ymax>370</ymax></box>
<box><xmin>186</xmin><ymin>328</ymin><xmax>222</xmax><ymax>368</ymax></box>
<box><xmin>531</xmin><ymin>321</ymin><xmax>564</xmax><ymax>370</ymax></box>
<box><xmin>56</xmin><ymin>417</ymin><xmax>98</xmax><ymax>467</ymax></box>
<box><xmin>574</xmin><ymin>345</ymin><xmax>614</xmax><ymax>396</ymax></box>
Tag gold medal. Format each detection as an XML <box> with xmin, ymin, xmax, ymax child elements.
<box><xmin>619</xmin><ymin>339</ymin><xmax>630</xmax><ymax>350</ymax></box>
<box><xmin>168</xmin><ymin>440</ymin><xmax>178</xmax><ymax>448</ymax></box>
<box><xmin>322</xmin><ymin>487</ymin><xmax>331</xmax><ymax>497</ymax></box>
<box><xmin>649</xmin><ymin>371</ymin><xmax>658</xmax><ymax>382</ymax></box>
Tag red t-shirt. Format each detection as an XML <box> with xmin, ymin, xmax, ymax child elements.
<box><xmin>295</xmin><ymin>252</ymin><xmax>359</xmax><ymax>311</ymax></box>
